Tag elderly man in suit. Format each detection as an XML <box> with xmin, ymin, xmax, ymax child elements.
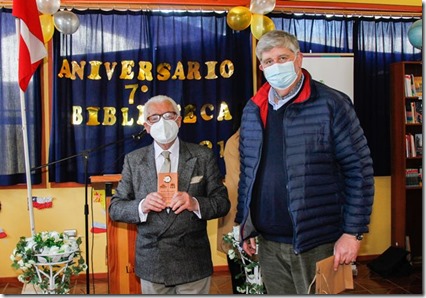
<box><xmin>109</xmin><ymin>95</ymin><xmax>230</xmax><ymax>294</ymax></box>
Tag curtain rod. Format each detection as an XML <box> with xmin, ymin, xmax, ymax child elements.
<box><xmin>274</xmin><ymin>0</ymin><xmax>421</xmax><ymax>17</ymax></box>
<box><xmin>0</xmin><ymin>1</ymin><xmax>421</xmax><ymax>17</ymax></box>
<box><xmin>272</xmin><ymin>9</ymin><xmax>421</xmax><ymax>18</ymax></box>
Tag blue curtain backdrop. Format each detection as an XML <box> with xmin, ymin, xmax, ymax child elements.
<box><xmin>270</xmin><ymin>14</ymin><xmax>354</xmax><ymax>52</ymax></box>
<box><xmin>0</xmin><ymin>8</ymin><xmax>42</xmax><ymax>186</ymax></box>
<box><xmin>0</xmin><ymin>8</ymin><xmax>421</xmax><ymax>186</ymax></box>
<box><xmin>49</xmin><ymin>10</ymin><xmax>253</xmax><ymax>183</ymax></box>
<box><xmin>270</xmin><ymin>14</ymin><xmax>421</xmax><ymax>176</ymax></box>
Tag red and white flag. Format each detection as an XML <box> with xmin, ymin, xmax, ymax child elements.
<box><xmin>12</xmin><ymin>0</ymin><xmax>47</xmax><ymax>92</ymax></box>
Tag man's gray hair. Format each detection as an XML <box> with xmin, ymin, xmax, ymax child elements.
<box><xmin>144</xmin><ymin>95</ymin><xmax>181</xmax><ymax>122</ymax></box>
<box><xmin>256</xmin><ymin>30</ymin><xmax>300</xmax><ymax>62</ymax></box>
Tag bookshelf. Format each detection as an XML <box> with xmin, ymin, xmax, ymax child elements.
<box><xmin>390</xmin><ymin>61</ymin><xmax>422</xmax><ymax>264</ymax></box>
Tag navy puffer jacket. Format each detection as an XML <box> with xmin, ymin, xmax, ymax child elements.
<box><xmin>236</xmin><ymin>69</ymin><xmax>374</xmax><ymax>254</ymax></box>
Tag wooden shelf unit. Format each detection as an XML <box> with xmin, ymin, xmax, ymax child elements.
<box><xmin>389</xmin><ymin>61</ymin><xmax>423</xmax><ymax>262</ymax></box>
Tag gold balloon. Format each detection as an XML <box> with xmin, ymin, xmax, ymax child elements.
<box><xmin>39</xmin><ymin>14</ymin><xmax>55</xmax><ymax>43</ymax></box>
<box><xmin>226</xmin><ymin>6</ymin><xmax>252</xmax><ymax>31</ymax></box>
<box><xmin>250</xmin><ymin>14</ymin><xmax>275</xmax><ymax>40</ymax></box>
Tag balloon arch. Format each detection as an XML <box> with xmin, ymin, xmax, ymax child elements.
<box><xmin>37</xmin><ymin>0</ymin><xmax>80</xmax><ymax>43</ymax></box>
<box><xmin>226</xmin><ymin>0</ymin><xmax>276</xmax><ymax>39</ymax></box>
<box><xmin>35</xmin><ymin>0</ymin><xmax>424</xmax><ymax>48</ymax></box>
<box><xmin>39</xmin><ymin>0</ymin><xmax>278</xmax><ymax>42</ymax></box>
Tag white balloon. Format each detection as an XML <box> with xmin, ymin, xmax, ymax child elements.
<box><xmin>53</xmin><ymin>11</ymin><xmax>80</xmax><ymax>35</ymax></box>
<box><xmin>250</xmin><ymin>0</ymin><xmax>276</xmax><ymax>15</ymax></box>
<box><xmin>36</xmin><ymin>0</ymin><xmax>61</xmax><ymax>15</ymax></box>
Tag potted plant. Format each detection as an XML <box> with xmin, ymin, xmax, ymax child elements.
<box><xmin>222</xmin><ymin>227</ymin><xmax>265</xmax><ymax>294</ymax></box>
<box><xmin>10</xmin><ymin>231</ymin><xmax>87</xmax><ymax>294</ymax></box>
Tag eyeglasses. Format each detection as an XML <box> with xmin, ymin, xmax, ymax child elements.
<box><xmin>261</xmin><ymin>52</ymin><xmax>298</xmax><ymax>67</ymax></box>
<box><xmin>147</xmin><ymin>111</ymin><xmax>178</xmax><ymax>124</ymax></box>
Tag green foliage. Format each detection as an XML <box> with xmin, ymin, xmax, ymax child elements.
<box><xmin>223</xmin><ymin>231</ymin><xmax>266</xmax><ymax>294</ymax></box>
<box><xmin>10</xmin><ymin>231</ymin><xmax>87</xmax><ymax>294</ymax></box>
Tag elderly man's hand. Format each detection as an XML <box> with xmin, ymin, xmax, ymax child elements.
<box><xmin>170</xmin><ymin>191</ymin><xmax>199</xmax><ymax>214</ymax></box>
<box><xmin>141</xmin><ymin>192</ymin><xmax>167</xmax><ymax>213</ymax></box>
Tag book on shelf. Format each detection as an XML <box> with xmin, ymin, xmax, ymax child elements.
<box><xmin>404</xmin><ymin>74</ymin><xmax>413</xmax><ymax>97</ymax></box>
<box><xmin>406</xmin><ymin>168</ymin><xmax>422</xmax><ymax>187</ymax></box>
<box><xmin>405</xmin><ymin>134</ymin><xmax>411</xmax><ymax>157</ymax></box>
<box><xmin>405</xmin><ymin>102</ymin><xmax>414</xmax><ymax>123</ymax></box>
<box><xmin>413</xmin><ymin>76</ymin><xmax>422</xmax><ymax>98</ymax></box>
<box><xmin>405</xmin><ymin>133</ymin><xmax>421</xmax><ymax>158</ymax></box>
<box><xmin>413</xmin><ymin>101</ymin><xmax>422</xmax><ymax>123</ymax></box>
<box><xmin>404</xmin><ymin>74</ymin><xmax>422</xmax><ymax>98</ymax></box>
<box><xmin>410</xmin><ymin>133</ymin><xmax>416</xmax><ymax>157</ymax></box>
<box><xmin>414</xmin><ymin>133</ymin><xmax>422</xmax><ymax>156</ymax></box>
<box><xmin>405</xmin><ymin>101</ymin><xmax>422</xmax><ymax>124</ymax></box>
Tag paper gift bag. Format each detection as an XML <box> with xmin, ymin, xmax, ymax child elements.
<box><xmin>314</xmin><ymin>256</ymin><xmax>354</xmax><ymax>294</ymax></box>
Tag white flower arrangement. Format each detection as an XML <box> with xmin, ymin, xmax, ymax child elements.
<box><xmin>222</xmin><ymin>227</ymin><xmax>265</xmax><ymax>294</ymax></box>
<box><xmin>10</xmin><ymin>231</ymin><xmax>87</xmax><ymax>294</ymax></box>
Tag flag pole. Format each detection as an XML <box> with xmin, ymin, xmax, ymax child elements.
<box><xmin>15</xmin><ymin>18</ymin><xmax>36</xmax><ymax>237</ymax></box>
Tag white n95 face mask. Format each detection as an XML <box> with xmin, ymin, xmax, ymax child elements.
<box><xmin>263</xmin><ymin>60</ymin><xmax>298</xmax><ymax>90</ymax></box>
<box><xmin>149</xmin><ymin>118</ymin><xmax>179</xmax><ymax>144</ymax></box>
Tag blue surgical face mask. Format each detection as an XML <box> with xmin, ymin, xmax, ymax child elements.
<box><xmin>263</xmin><ymin>59</ymin><xmax>298</xmax><ymax>90</ymax></box>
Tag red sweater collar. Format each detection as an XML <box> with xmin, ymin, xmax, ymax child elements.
<box><xmin>251</xmin><ymin>69</ymin><xmax>312</xmax><ymax>128</ymax></box>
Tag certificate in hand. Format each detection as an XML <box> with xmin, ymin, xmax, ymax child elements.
<box><xmin>158</xmin><ymin>172</ymin><xmax>178</xmax><ymax>206</ymax></box>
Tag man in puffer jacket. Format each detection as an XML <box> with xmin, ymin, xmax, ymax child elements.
<box><xmin>236</xmin><ymin>30</ymin><xmax>374</xmax><ymax>294</ymax></box>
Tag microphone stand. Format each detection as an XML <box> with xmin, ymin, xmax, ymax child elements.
<box><xmin>31</xmin><ymin>129</ymin><xmax>146</xmax><ymax>294</ymax></box>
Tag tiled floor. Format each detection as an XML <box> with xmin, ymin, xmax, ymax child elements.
<box><xmin>1</xmin><ymin>262</ymin><xmax>422</xmax><ymax>295</ymax></box>
<box><xmin>342</xmin><ymin>262</ymin><xmax>422</xmax><ymax>294</ymax></box>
